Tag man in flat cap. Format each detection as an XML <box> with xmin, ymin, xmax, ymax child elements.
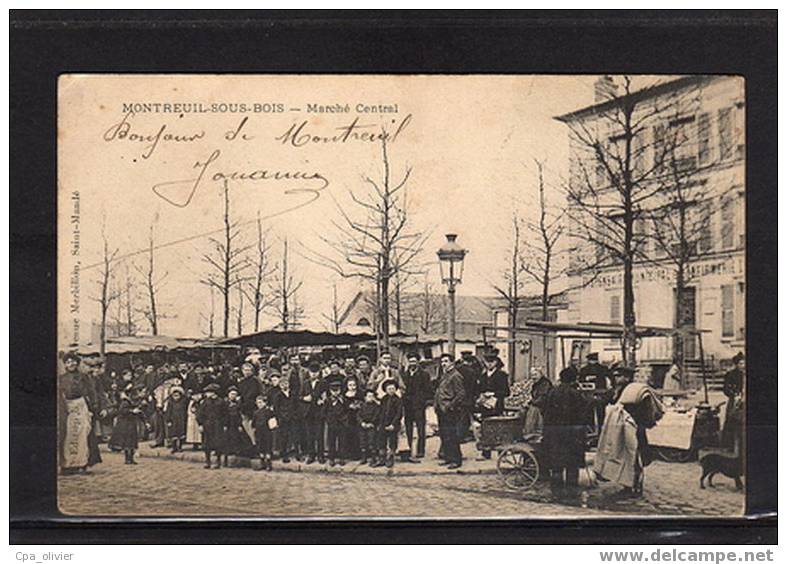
<box><xmin>579</xmin><ymin>352</ymin><xmax>611</xmax><ymax>432</ymax></box>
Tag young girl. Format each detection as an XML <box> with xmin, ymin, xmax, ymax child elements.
<box><xmin>110</xmin><ymin>383</ymin><xmax>143</xmax><ymax>465</ymax></box>
<box><xmin>164</xmin><ymin>386</ymin><xmax>188</xmax><ymax>453</ymax></box>
<box><xmin>252</xmin><ymin>395</ymin><xmax>276</xmax><ymax>471</ymax></box>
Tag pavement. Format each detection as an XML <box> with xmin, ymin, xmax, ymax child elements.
<box><xmin>57</xmin><ymin>435</ymin><xmax>744</xmax><ymax>518</ymax></box>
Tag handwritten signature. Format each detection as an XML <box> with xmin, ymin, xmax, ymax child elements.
<box><xmin>151</xmin><ymin>148</ymin><xmax>330</xmax><ymax>208</ymax></box>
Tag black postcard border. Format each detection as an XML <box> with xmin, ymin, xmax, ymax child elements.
<box><xmin>9</xmin><ymin>9</ymin><xmax>777</xmax><ymax>544</ymax></box>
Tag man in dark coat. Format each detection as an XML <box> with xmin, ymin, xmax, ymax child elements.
<box><xmin>721</xmin><ymin>352</ymin><xmax>745</xmax><ymax>448</ymax></box>
<box><xmin>434</xmin><ymin>353</ymin><xmax>466</xmax><ymax>469</ymax></box>
<box><xmin>456</xmin><ymin>350</ymin><xmax>482</xmax><ymax>440</ymax></box>
<box><xmin>196</xmin><ymin>383</ymin><xmax>228</xmax><ymax>469</ymax></box>
<box><xmin>475</xmin><ymin>348</ymin><xmax>511</xmax><ymax>459</ymax></box>
<box><xmin>300</xmin><ymin>361</ymin><xmax>327</xmax><ymax>464</ymax></box>
<box><xmin>542</xmin><ymin>367</ymin><xmax>589</xmax><ymax>500</ymax></box>
<box><xmin>237</xmin><ymin>362</ymin><xmax>263</xmax><ymax>444</ymax></box>
<box><xmin>579</xmin><ymin>352</ymin><xmax>611</xmax><ymax>431</ymax></box>
<box><xmin>401</xmin><ymin>352</ymin><xmax>431</xmax><ymax>460</ymax></box>
<box><xmin>270</xmin><ymin>373</ymin><xmax>297</xmax><ymax>462</ymax></box>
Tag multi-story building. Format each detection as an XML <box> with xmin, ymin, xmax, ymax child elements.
<box><xmin>554</xmin><ymin>75</ymin><xmax>745</xmax><ymax>384</ymax></box>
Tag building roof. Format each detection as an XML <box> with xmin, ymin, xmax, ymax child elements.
<box><xmin>554</xmin><ymin>75</ymin><xmax>717</xmax><ymax>123</ymax></box>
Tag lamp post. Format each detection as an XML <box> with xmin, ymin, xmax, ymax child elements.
<box><xmin>437</xmin><ymin>234</ymin><xmax>468</xmax><ymax>357</ymax></box>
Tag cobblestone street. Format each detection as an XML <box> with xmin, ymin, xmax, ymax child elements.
<box><xmin>58</xmin><ymin>440</ymin><xmax>744</xmax><ymax>518</ymax></box>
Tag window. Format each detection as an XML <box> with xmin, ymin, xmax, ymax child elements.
<box><xmin>697</xmin><ymin>202</ymin><xmax>713</xmax><ymax>253</ymax></box>
<box><xmin>634</xmin><ymin>216</ymin><xmax>650</xmax><ymax>258</ymax></box>
<box><xmin>721</xmin><ymin>197</ymin><xmax>736</xmax><ymax>249</ymax></box>
<box><xmin>609</xmin><ymin>294</ymin><xmax>621</xmax><ymax>346</ymax></box>
<box><xmin>718</xmin><ymin>107</ymin><xmax>733</xmax><ymax>161</ymax></box>
<box><xmin>669</xmin><ymin>114</ymin><xmax>697</xmax><ymax>172</ymax></box>
<box><xmin>610</xmin><ymin>294</ymin><xmax>621</xmax><ymax>323</ymax></box>
<box><xmin>721</xmin><ymin>285</ymin><xmax>734</xmax><ymax>338</ymax></box>
<box><xmin>653</xmin><ymin>123</ymin><xmax>666</xmax><ymax>172</ymax></box>
<box><xmin>697</xmin><ymin>112</ymin><xmax>711</xmax><ymax>165</ymax></box>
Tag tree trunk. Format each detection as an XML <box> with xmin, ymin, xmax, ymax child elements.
<box><xmin>222</xmin><ymin>181</ymin><xmax>231</xmax><ymax>338</ymax></box>
<box><xmin>674</xmin><ymin>264</ymin><xmax>686</xmax><ymax>388</ymax></box>
<box><xmin>508</xmin><ymin>305</ymin><xmax>517</xmax><ymax>384</ymax></box>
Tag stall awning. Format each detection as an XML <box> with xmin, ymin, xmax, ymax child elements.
<box><xmin>74</xmin><ymin>335</ymin><xmax>238</xmax><ymax>356</ymax></box>
<box><xmin>219</xmin><ymin>328</ymin><xmax>390</xmax><ymax>348</ymax></box>
<box><xmin>521</xmin><ymin>320</ymin><xmax>709</xmax><ymax>338</ymax></box>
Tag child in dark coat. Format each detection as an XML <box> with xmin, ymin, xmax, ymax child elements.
<box><xmin>344</xmin><ymin>377</ymin><xmax>363</xmax><ymax>460</ymax></box>
<box><xmin>110</xmin><ymin>383</ymin><xmax>143</xmax><ymax>465</ymax></box>
<box><xmin>269</xmin><ymin>376</ymin><xmax>297</xmax><ymax>463</ymax></box>
<box><xmin>224</xmin><ymin>386</ymin><xmax>253</xmax><ymax>464</ymax></box>
<box><xmin>164</xmin><ymin>386</ymin><xmax>188</xmax><ymax>453</ymax></box>
<box><xmin>196</xmin><ymin>383</ymin><xmax>228</xmax><ymax>469</ymax></box>
<box><xmin>324</xmin><ymin>377</ymin><xmax>348</xmax><ymax>466</ymax></box>
<box><xmin>358</xmin><ymin>388</ymin><xmax>380</xmax><ymax>465</ymax></box>
<box><xmin>252</xmin><ymin>395</ymin><xmax>276</xmax><ymax>471</ymax></box>
<box><xmin>377</xmin><ymin>379</ymin><xmax>403</xmax><ymax>468</ymax></box>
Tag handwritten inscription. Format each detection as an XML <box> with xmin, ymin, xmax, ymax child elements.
<box><xmin>100</xmin><ymin>108</ymin><xmax>412</xmax><ymax>209</ymax></box>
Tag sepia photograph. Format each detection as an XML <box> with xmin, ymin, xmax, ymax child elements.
<box><xmin>55</xmin><ymin>73</ymin><xmax>747</xmax><ymax>519</ymax></box>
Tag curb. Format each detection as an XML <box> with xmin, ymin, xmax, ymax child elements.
<box><xmin>104</xmin><ymin>445</ymin><xmax>497</xmax><ymax>477</ymax></box>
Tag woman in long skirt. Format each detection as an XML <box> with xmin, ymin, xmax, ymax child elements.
<box><xmin>59</xmin><ymin>352</ymin><xmax>93</xmax><ymax>475</ymax></box>
<box><xmin>185</xmin><ymin>393</ymin><xmax>203</xmax><ymax>449</ymax></box>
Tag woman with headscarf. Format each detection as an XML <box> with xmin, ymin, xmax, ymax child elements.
<box><xmin>523</xmin><ymin>366</ymin><xmax>552</xmax><ymax>435</ymax></box>
<box><xmin>595</xmin><ymin>366</ymin><xmax>663</xmax><ymax>497</ymax></box>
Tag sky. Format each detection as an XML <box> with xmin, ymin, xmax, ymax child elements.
<box><xmin>57</xmin><ymin>74</ymin><xmax>674</xmax><ymax>343</ymax></box>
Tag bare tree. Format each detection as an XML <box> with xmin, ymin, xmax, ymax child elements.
<box><xmin>241</xmin><ymin>212</ymin><xmax>276</xmax><ymax>333</ymax></box>
<box><xmin>412</xmin><ymin>276</ymin><xmax>447</xmax><ymax>334</ymax></box>
<box><xmin>559</xmin><ymin>76</ymin><xmax>702</xmax><ymax>366</ymax></box>
<box><xmin>271</xmin><ymin>238</ymin><xmax>304</xmax><ymax>330</ymax></box>
<box><xmin>199</xmin><ymin>286</ymin><xmax>216</xmax><ymax>338</ymax></box>
<box><xmin>644</xmin><ymin>105</ymin><xmax>735</xmax><ymax>386</ymax></box>
<box><xmin>491</xmin><ymin>212</ymin><xmax>527</xmax><ymax>381</ymax></box>
<box><xmin>235</xmin><ymin>274</ymin><xmax>245</xmax><ymax>336</ymax></box>
<box><xmin>91</xmin><ymin>230</ymin><xmax>122</xmax><ymax>360</ymax></box>
<box><xmin>519</xmin><ymin>159</ymin><xmax>567</xmax><ymax>376</ymax></box>
<box><xmin>321</xmin><ymin>283</ymin><xmax>346</xmax><ymax>333</ymax></box>
<box><xmin>199</xmin><ymin>179</ymin><xmax>252</xmax><ymax>337</ymax></box>
<box><xmin>309</xmin><ymin>135</ymin><xmax>427</xmax><ymax>350</ymax></box>
<box><xmin>134</xmin><ymin>223</ymin><xmax>170</xmax><ymax>335</ymax></box>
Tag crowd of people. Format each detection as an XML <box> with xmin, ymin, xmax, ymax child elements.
<box><xmin>58</xmin><ymin>346</ymin><xmax>512</xmax><ymax>474</ymax></box>
<box><xmin>58</xmin><ymin>345</ymin><xmax>745</xmax><ymax>504</ymax></box>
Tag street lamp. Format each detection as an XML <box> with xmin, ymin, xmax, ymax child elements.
<box><xmin>437</xmin><ymin>233</ymin><xmax>468</xmax><ymax>357</ymax></box>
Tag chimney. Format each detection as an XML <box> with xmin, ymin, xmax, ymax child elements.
<box><xmin>594</xmin><ymin>75</ymin><xmax>618</xmax><ymax>102</ymax></box>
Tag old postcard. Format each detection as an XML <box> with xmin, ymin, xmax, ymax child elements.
<box><xmin>57</xmin><ymin>74</ymin><xmax>745</xmax><ymax>518</ymax></box>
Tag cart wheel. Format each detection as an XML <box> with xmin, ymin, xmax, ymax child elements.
<box><xmin>497</xmin><ymin>446</ymin><xmax>539</xmax><ymax>490</ymax></box>
<box><xmin>657</xmin><ymin>447</ymin><xmax>694</xmax><ymax>463</ymax></box>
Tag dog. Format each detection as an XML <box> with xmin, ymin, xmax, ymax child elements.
<box><xmin>698</xmin><ymin>448</ymin><xmax>744</xmax><ymax>490</ymax></box>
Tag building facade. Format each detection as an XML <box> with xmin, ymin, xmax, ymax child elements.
<box><xmin>555</xmin><ymin>76</ymin><xmax>745</xmax><ymax>380</ymax></box>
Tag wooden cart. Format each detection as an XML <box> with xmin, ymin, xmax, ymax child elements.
<box><xmin>477</xmin><ymin>412</ymin><xmax>541</xmax><ymax>491</ymax></box>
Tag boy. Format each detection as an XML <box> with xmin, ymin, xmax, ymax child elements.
<box><xmin>269</xmin><ymin>374</ymin><xmax>296</xmax><ymax>463</ymax></box>
<box><xmin>300</xmin><ymin>361</ymin><xmax>327</xmax><ymax>464</ymax></box>
<box><xmin>324</xmin><ymin>376</ymin><xmax>348</xmax><ymax>466</ymax></box>
<box><xmin>377</xmin><ymin>379</ymin><xmax>403</xmax><ymax>468</ymax></box>
<box><xmin>358</xmin><ymin>388</ymin><xmax>380</xmax><ymax>465</ymax></box>
<box><xmin>252</xmin><ymin>394</ymin><xmax>276</xmax><ymax>471</ymax></box>
<box><xmin>196</xmin><ymin>383</ymin><xmax>227</xmax><ymax>469</ymax></box>
<box><xmin>164</xmin><ymin>385</ymin><xmax>188</xmax><ymax>453</ymax></box>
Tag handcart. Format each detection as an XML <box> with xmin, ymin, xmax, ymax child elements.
<box><xmin>476</xmin><ymin>411</ymin><xmax>541</xmax><ymax>491</ymax></box>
